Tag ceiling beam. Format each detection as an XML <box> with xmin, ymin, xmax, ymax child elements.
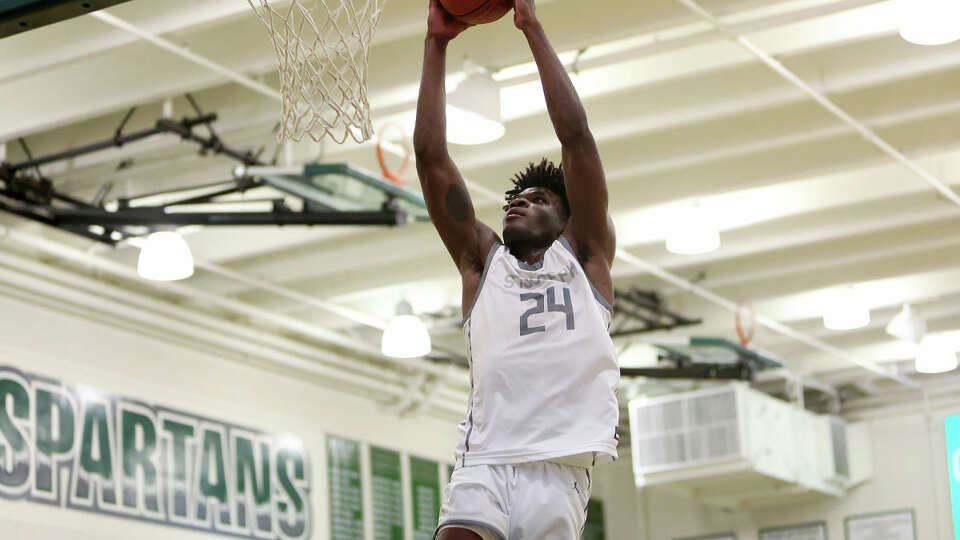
<box><xmin>675</xmin><ymin>0</ymin><xmax>960</xmax><ymax>208</ymax></box>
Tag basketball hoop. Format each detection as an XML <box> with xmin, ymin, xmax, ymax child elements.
<box><xmin>247</xmin><ymin>0</ymin><xmax>386</xmax><ymax>144</ymax></box>
<box><xmin>376</xmin><ymin>122</ymin><xmax>411</xmax><ymax>186</ymax></box>
<box><xmin>735</xmin><ymin>301</ymin><xmax>756</xmax><ymax>347</ymax></box>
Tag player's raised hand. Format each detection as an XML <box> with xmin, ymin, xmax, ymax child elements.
<box><xmin>427</xmin><ymin>0</ymin><xmax>471</xmax><ymax>41</ymax></box>
<box><xmin>513</xmin><ymin>0</ymin><xmax>537</xmax><ymax>30</ymax></box>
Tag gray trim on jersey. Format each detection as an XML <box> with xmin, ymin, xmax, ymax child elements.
<box><xmin>461</xmin><ymin>242</ymin><xmax>503</xmax><ymax>325</ymax></box>
<box><xmin>436</xmin><ymin>519</ymin><xmax>508</xmax><ymax>540</ymax></box>
<box><xmin>462</xmin><ymin>321</ymin><xmax>475</xmax><ymax>464</ymax></box>
<box><xmin>516</xmin><ymin>255</ymin><xmax>544</xmax><ymax>271</ymax></box>
<box><xmin>557</xmin><ymin>235</ymin><xmax>614</xmax><ymax>313</ymax></box>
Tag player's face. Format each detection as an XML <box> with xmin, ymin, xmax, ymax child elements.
<box><xmin>502</xmin><ymin>187</ymin><xmax>567</xmax><ymax>246</ymax></box>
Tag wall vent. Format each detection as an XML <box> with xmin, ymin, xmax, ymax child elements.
<box><xmin>830</xmin><ymin>416</ymin><xmax>850</xmax><ymax>479</ymax></box>
<box><xmin>632</xmin><ymin>387</ymin><xmax>740</xmax><ymax>473</ymax></box>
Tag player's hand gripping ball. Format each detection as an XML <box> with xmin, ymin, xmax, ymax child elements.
<box><xmin>427</xmin><ymin>0</ymin><xmax>471</xmax><ymax>40</ymax></box>
<box><xmin>439</xmin><ymin>0</ymin><xmax>514</xmax><ymax>25</ymax></box>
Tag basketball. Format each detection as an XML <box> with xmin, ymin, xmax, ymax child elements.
<box><xmin>439</xmin><ymin>0</ymin><xmax>514</xmax><ymax>25</ymax></box>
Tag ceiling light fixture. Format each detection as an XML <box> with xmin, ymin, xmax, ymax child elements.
<box><xmin>664</xmin><ymin>203</ymin><xmax>721</xmax><ymax>255</ymax></box>
<box><xmin>137</xmin><ymin>231</ymin><xmax>195</xmax><ymax>281</ymax></box>
<box><xmin>447</xmin><ymin>62</ymin><xmax>505</xmax><ymax>145</ymax></box>
<box><xmin>822</xmin><ymin>286</ymin><xmax>871</xmax><ymax>330</ymax></box>
<box><xmin>381</xmin><ymin>301</ymin><xmax>432</xmax><ymax>359</ymax></box>
<box><xmin>885</xmin><ymin>304</ymin><xmax>927</xmax><ymax>343</ymax></box>
<box><xmin>898</xmin><ymin>0</ymin><xmax>960</xmax><ymax>45</ymax></box>
<box><xmin>915</xmin><ymin>334</ymin><xmax>959</xmax><ymax>373</ymax></box>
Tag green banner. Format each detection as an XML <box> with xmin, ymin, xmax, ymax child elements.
<box><xmin>370</xmin><ymin>446</ymin><xmax>404</xmax><ymax>540</ymax></box>
<box><xmin>0</xmin><ymin>366</ymin><xmax>311</xmax><ymax>539</ymax></box>
<box><xmin>409</xmin><ymin>456</ymin><xmax>440</xmax><ymax>540</ymax></box>
<box><xmin>582</xmin><ymin>499</ymin><xmax>605</xmax><ymax>540</ymax></box>
<box><xmin>327</xmin><ymin>436</ymin><xmax>363</xmax><ymax>540</ymax></box>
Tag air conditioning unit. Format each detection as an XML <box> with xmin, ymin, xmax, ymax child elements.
<box><xmin>816</xmin><ymin>415</ymin><xmax>872</xmax><ymax>488</ymax></box>
<box><xmin>628</xmin><ymin>384</ymin><xmax>871</xmax><ymax>508</ymax></box>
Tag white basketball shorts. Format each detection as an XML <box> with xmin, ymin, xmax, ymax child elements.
<box><xmin>435</xmin><ymin>461</ymin><xmax>592</xmax><ymax>540</ymax></box>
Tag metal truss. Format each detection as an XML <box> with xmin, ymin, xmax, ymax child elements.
<box><xmin>0</xmin><ymin>107</ymin><xmax>409</xmax><ymax>245</ymax></box>
<box><xmin>610</xmin><ymin>287</ymin><xmax>702</xmax><ymax>337</ymax></box>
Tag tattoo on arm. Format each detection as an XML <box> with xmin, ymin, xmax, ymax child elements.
<box><xmin>444</xmin><ymin>184</ymin><xmax>471</xmax><ymax>222</ymax></box>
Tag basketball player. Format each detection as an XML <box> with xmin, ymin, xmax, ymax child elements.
<box><xmin>414</xmin><ymin>0</ymin><xmax>619</xmax><ymax>538</ymax></box>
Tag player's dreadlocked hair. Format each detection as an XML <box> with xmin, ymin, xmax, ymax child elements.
<box><xmin>503</xmin><ymin>158</ymin><xmax>570</xmax><ymax>218</ymax></box>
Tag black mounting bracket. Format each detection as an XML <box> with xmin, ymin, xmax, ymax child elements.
<box><xmin>0</xmin><ymin>111</ymin><xmax>408</xmax><ymax>246</ymax></box>
<box><xmin>610</xmin><ymin>287</ymin><xmax>702</xmax><ymax>337</ymax></box>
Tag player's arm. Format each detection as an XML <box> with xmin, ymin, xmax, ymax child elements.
<box><xmin>415</xmin><ymin>0</ymin><xmax>500</xmax><ymax>276</ymax></box>
<box><xmin>515</xmin><ymin>0</ymin><xmax>616</xmax><ymax>266</ymax></box>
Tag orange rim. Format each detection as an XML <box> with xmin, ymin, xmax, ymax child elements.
<box><xmin>376</xmin><ymin>122</ymin><xmax>411</xmax><ymax>187</ymax></box>
<box><xmin>735</xmin><ymin>301</ymin><xmax>756</xmax><ymax>346</ymax></box>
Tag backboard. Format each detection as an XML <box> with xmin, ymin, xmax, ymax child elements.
<box><xmin>654</xmin><ymin>337</ymin><xmax>784</xmax><ymax>369</ymax></box>
<box><xmin>0</xmin><ymin>0</ymin><xmax>132</xmax><ymax>38</ymax></box>
<box><xmin>621</xmin><ymin>337</ymin><xmax>785</xmax><ymax>381</ymax></box>
<box><xmin>238</xmin><ymin>162</ymin><xmax>428</xmax><ymax>223</ymax></box>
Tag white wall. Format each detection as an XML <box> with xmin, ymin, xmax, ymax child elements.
<box><xmin>594</xmin><ymin>402</ymin><xmax>958</xmax><ymax>540</ymax></box>
<box><xmin>6</xmin><ymin>265</ymin><xmax>957</xmax><ymax>540</ymax></box>
<box><xmin>0</xmin><ymin>289</ymin><xmax>461</xmax><ymax>539</ymax></box>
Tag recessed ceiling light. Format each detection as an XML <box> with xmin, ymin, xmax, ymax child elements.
<box><xmin>823</xmin><ymin>286</ymin><xmax>871</xmax><ymax>330</ymax></box>
<box><xmin>898</xmin><ymin>0</ymin><xmax>960</xmax><ymax>45</ymax></box>
<box><xmin>916</xmin><ymin>334</ymin><xmax>959</xmax><ymax>373</ymax></box>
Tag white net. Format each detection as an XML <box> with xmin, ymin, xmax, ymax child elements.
<box><xmin>248</xmin><ymin>0</ymin><xmax>386</xmax><ymax>144</ymax></box>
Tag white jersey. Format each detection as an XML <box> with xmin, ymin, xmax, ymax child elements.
<box><xmin>456</xmin><ymin>236</ymin><xmax>619</xmax><ymax>467</ymax></box>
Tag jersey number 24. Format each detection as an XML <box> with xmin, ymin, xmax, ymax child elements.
<box><xmin>520</xmin><ymin>286</ymin><xmax>575</xmax><ymax>336</ymax></box>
